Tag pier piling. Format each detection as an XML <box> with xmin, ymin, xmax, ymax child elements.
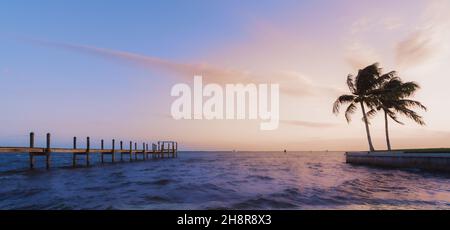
<box><xmin>45</xmin><ymin>133</ymin><xmax>51</xmax><ymax>169</ymax></box>
<box><xmin>72</xmin><ymin>136</ymin><xmax>77</xmax><ymax>167</ymax></box>
<box><xmin>112</xmin><ymin>139</ymin><xmax>115</xmax><ymax>162</ymax></box>
<box><xmin>120</xmin><ymin>141</ymin><xmax>133</xmax><ymax>161</ymax></box>
<box><xmin>29</xmin><ymin>132</ymin><xmax>52</xmax><ymax>169</ymax></box>
<box><xmin>134</xmin><ymin>142</ymin><xmax>145</xmax><ymax>160</ymax></box>
<box><xmin>86</xmin><ymin>136</ymin><xmax>90</xmax><ymax>166</ymax></box>
<box><xmin>101</xmin><ymin>139</ymin><xmax>104</xmax><ymax>163</ymax></box>
<box><xmin>29</xmin><ymin>132</ymin><xmax>35</xmax><ymax>169</ymax></box>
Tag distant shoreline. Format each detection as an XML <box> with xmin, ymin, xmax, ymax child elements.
<box><xmin>180</xmin><ymin>148</ymin><xmax>450</xmax><ymax>153</ymax></box>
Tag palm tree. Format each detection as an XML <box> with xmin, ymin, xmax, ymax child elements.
<box><xmin>333</xmin><ymin>63</ymin><xmax>391</xmax><ymax>151</ymax></box>
<box><xmin>367</xmin><ymin>76</ymin><xmax>426</xmax><ymax>150</ymax></box>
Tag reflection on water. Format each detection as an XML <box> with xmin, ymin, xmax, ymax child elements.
<box><xmin>0</xmin><ymin>151</ymin><xmax>449</xmax><ymax>209</ymax></box>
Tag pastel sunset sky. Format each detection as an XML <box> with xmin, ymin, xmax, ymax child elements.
<box><xmin>1</xmin><ymin>0</ymin><xmax>449</xmax><ymax>151</ymax></box>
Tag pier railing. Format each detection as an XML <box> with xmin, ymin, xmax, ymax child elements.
<box><xmin>0</xmin><ymin>132</ymin><xmax>178</xmax><ymax>169</ymax></box>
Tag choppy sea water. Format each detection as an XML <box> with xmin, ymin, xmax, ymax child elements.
<box><xmin>0</xmin><ymin>151</ymin><xmax>449</xmax><ymax>209</ymax></box>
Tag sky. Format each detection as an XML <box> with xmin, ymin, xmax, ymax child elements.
<box><xmin>1</xmin><ymin>0</ymin><xmax>450</xmax><ymax>151</ymax></box>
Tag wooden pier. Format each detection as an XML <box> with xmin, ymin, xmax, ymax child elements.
<box><xmin>0</xmin><ymin>132</ymin><xmax>178</xmax><ymax>169</ymax></box>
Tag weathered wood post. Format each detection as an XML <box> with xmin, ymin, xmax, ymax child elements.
<box><xmin>119</xmin><ymin>141</ymin><xmax>123</xmax><ymax>161</ymax></box>
<box><xmin>145</xmin><ymin>143</ymin><xmax>149</xmax><ymax>159</ymax></box>
<box><xmin>30</xmin><ymin>132</ymin><xmax>35</xmax><ymax>148</ymax></box>
<box><xmin>129</xmin><ymin>141</ymin><xmax>133</xmax><ymax>161</ymax></box>
<box><xmin>175</xmin><ymin>142</ymin><xmax>178</xmax><ymax>157</ymax></box>
<box><xmin>134</xmin><ymin>142</ymin><xmax>138</xmax><ymax>160</ymax></box>
<box><xmin>160</xmin><ymin>142</ymin><xmax>162</xmax><ymax>158</ymax></box>
<box><xmin>112</xmin><ymin>139</ymin><xmax>115</xmax><ymax>162</ymax></box>
<box><xmin>164</xmin><ymin>142</ymin><xmax>167</xmax><ymax>158</ymax></box>
<box><xmin>86</xmin><ymin>136</ymin><xmax>90</xmax><ymax>166</ymax></box>
<box><xmin>159</xmin><ymin>142</ymin><xmax>161</xmax><ymax>158</ymax></box>
<box><xmin>45</xmin><ymin>133</ymin><xmax>51</xmax><ymax>169</ymax></box>
<box><xmin>151</xmin><ymin>143</ymin><xmax>154</xmax><ymax>158</ymax></box>
<box><xmin>46</xmin><ymin>133</ymin><xmax>51</xmax><ymax>150</ymax></box>
<box><xmin>142</xmin><ymin>142</ymin><xmax>145</xmax><ymax>160</ymax></box>
<box><xmin>101</xmin><ymin>139</ymin><xmax>104</xmax><ymax>163</ymax></box>
<box><xmin>72</xmin><ymin>136</ymin><xmax>77</xmax><ymax>167</ymax></box>
<box><xmin>172</xmin><ymin>142</ymin><xmax>175</xmax><ymax>158</ymax></box>
<box><xmin>29</xmin><ymin>132</ymin><xmax>35</xmax><ymax>169</ymax></box>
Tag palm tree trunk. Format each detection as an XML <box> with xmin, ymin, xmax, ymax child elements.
<box><xmin>360</xmin><ymin>102</ymin><xmax>375</xmax><ymax>151</ymax></box>
<box><xmin>384</xmin><ymin>110</ymin><xmax>391</xmax><ymax>151</ymax></box>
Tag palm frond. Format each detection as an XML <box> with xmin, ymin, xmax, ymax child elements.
<box><xmin>344</xmin><ymin>103</ymin><xmax>357</xmax><ymax>123</ymax></box>
<box><xmin>355</xmin><ymin>63</ymin><xmax>382</xmax><ymax>94</ymax></box>
<box><xmin>398</xmin><ymin>81</ymin><xmax>420</xmax><ymax>97</ymax></box>
<box><xmin>333</xmin><ymin>94</ymin><xmax>356</xmax><ymax>114</ymax></box>
<box><xmin>375</xmin><ymin>71</ymin><xmax>396</xmax><ymax>87</ymax></box>
<box><xmin>347</xmin><ymin>74</ymin><xmax>356</xmax><ymax>94</ymax></box>
<box><xmin>387</xmin><ymin>109</ymin><xmax>404</xmax><ymax>125</ymax></box>
<box><xmin>362</xmin><ymin>96</ymin><xmax>380</xmax><ymax>109</ymax></box>
<box><xmin>366</xmin><ymin>108</ymin><xmax>378</xmax><ymax>119</ymax></box>
<box><xmin>398</xmin><ymin>99</ymin><xmax>427</xmax><ymax>111</ymax></box>
<box><xmin>394</xmin><ymin>107</ymin><xmax>426</xmax><ymax>126</ymax></box>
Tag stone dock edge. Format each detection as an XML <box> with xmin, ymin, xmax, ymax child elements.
<box><xmin>345</xmin><ymin>151</ymin><xmax>450</xmax><ymax>172</ymax></box>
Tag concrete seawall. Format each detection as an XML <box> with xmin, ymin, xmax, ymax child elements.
<box><xmin>346</xmin><ymin>152</ymin><xmax>450</xmax><ymax>172</ymax></box>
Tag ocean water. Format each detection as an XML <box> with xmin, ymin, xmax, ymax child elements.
<box><xmin>0</xmin><ymin>151</ymin><xmax>449</xmax><ymax>209</ymax></box>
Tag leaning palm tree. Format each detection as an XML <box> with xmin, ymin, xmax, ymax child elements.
<box><xmin>367</xmin><ymin>76</ymin><xmax>426</xmax><ymax>150</ymax></box>
<box><xmin>333</xmin><ymin>63</ymin><xmax>392</xmax><ymax>151</ymax></box>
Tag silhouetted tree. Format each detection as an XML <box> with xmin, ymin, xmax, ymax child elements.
<box><xmin>367</xmin><ymin>76</ymin><xmax>426</xmax><ymax>150</ymax></box>
<box><xmin>333</xmin><ymin>63</ymin><xmax>391</xmax><ymax>151</ymax></box>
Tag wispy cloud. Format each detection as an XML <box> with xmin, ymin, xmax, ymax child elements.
<box><xmin>396</xmin><ymin>31</ymin><xmax>435</xmax><ymax>67</ymax></box>
<box><xmin>26</xmin><ymin>38</ymin><xmax>248</xmax><ymax>82</ymax></box>
<box><xmin>382</xmin><ymin>17</ymin><xmax>403</xmax><ymax>31</ymax></box>
<box><xmin>24</xmin><ymin>38</ymin><xmax>342</xmax><ymax>98</ymax></box>
<box><xmin>345</xmin><ymin>41</ymin><xmax>381</xmax><ymax>70</ymax></box>
<box><xmin>395</xmin><ymin>0</ymin><xmax>450</xmax><ymax>68</ymax></box>
<box><xmin>344</xmin><ymin>16</ymin><xmax>388</xmax><ymax>70</ymax></box>
<box><xmin>275</xmin><ymin>71</ymin><xmax>344</xmax><ymax>97</ymax></box>
<box><xmin>280</xmin><ymin>119</ymin><xmax>338</xmax><ymax>128</ymax></box>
